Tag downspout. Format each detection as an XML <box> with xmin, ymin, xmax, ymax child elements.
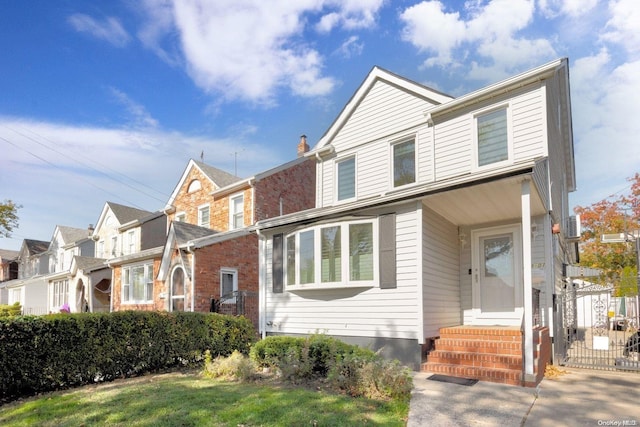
<box><xmin>107</xmin><ymin>261</ymin><xmax>115</xmax><ymax>313</ymax></box>
<box><xmin>256</xmin><ymin>228</ymin><xmax>267</xmax><ymax>339</ymax></box>
<box><xmin>186</xmin><ymin>242</ymin><xmax>195</xmax><ymax>312</ymax></box>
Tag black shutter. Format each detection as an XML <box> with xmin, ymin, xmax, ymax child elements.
<box><xmin>379</xmin><ymin>214</ymin><xmax>396</xmax><ymax>289</ymax></box>
<box><xmin>272</xmin><ymin>234</ymin><xmax>284</xmax><ymax>293</ymax></box>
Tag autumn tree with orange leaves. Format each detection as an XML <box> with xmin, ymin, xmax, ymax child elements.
<box><xmin>574</xmin><ymin>173</ymin><xmax>640</xmax><ymax>297</ymax></box>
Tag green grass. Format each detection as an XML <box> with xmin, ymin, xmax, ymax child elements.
<box><xmin>0</xmin><ymin>371</ymin><xmax>409</xmax><ymax>426</ymax></box>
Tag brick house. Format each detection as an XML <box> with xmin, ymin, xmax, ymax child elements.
<box><xmin>157</xmin><ymin>139</ymin><xmax>316</xmax><ymax>329</ymax></box>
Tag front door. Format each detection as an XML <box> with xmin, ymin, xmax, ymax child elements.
<box><xmin>471</xmin><ymin>224</ymin><xmax>523</xmax><ymax>325</ymax></box>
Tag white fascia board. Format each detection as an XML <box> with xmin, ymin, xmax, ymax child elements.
<box><xmin>256</xmin><ymin>160</ymin><xmax>537</xmax><ymax>231</ymax></box>
<box><xmin>189</xmin><ymin>228</ymin><xmax>254</xmax><ymax>249</ymax></box>
<box><xmin>426</xmin><ymin>58</ymin><xmax>567</xmax><ymax>118</ymax></box>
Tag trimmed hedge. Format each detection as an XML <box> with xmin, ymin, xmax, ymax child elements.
<box><xmin>0</xmin><ymin>311</ymin><xmax>256</xmax><ymax>403</ymax></box>
<box><xmin>0</xmin><ymin>303</ymin><xmax>21</xmax><ymax>318</ymax></box>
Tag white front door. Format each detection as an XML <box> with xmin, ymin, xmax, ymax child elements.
<box><xmin>471</xmin><ymin>224</ymin><xmax>523</xmax><ymax>325</ymax></box>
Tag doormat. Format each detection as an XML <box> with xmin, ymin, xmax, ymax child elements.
<box><xmin>427</xmin><ymin>374</ymin><xmax>478</xmax><ymax>386</ymax></box>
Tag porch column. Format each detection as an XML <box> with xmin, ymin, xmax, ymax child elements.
<box><xmin>521</xmin><ymin>179</ymin><xmax>534</xmax><ymax>378</ymax></box>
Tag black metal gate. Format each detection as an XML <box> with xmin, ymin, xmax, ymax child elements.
<box><xmin>556</xmin><ymin>280</ymin><xmax>640</xmax><ymax>371</ymax></box>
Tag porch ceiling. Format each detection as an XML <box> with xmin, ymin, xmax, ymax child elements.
<box><xmin>421</xmin><ymin>175</ymin><xmax>546</xmax><ymax>226</ymax></box>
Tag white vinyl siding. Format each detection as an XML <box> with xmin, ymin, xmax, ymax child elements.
<box><xmin>422</xmin><ymin>205</ymin><xmax>461</xmax><ymax>337</ymax></box>
<box><xmin>330</xmin><ymin>80</ymin><xmax>439</xmax><ymax>152</ymax></box>
<box><xmin>265</xmin><ymin>204</ymin><xmax>420</xmax><ymax>340</ymax></box>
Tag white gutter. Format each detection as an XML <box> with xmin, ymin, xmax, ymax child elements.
<box><xmin>186</xmin><ymin>242</ymin><xmax>196</xmax><ymax>312</ymax></box>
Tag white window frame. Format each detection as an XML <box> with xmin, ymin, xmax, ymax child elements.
<box><xmin>390</xmin><ymin>137</ymin><xmax>417</xmax><ymax>189</ymax></box>
<box><xmin>335</xmin><ymin>155</ymin><xmax>357</xmax><ymax>203</ymax></box>
<box><xmin>198</xmin><ymin>204</ymin><xmax>210</xmax><ymax>228</ymax></box>
<box><xmin>472</xmin><ymin>104</ymin><xmax>513</xmax><ymax>171</ymax></box>
<box><xmin>220</xmin><ymin>268</ymin><xmax>238</xmax><ymax>304</ymax></box>
<box><xmin>52</xmin><ymin>279</ymin><xmax>69</xmax><ymax>309</ymax></box>
<box><xmin>170</xmin><ymin>265</ymin><xmax>186</xmax><ymax>311</ymax></box>
<box><xmin>175</xmin><ymin>212</ymin><xmax>186</xmax><ymax>223</ymax></box>
<box><xmin>127</xmin><ymin>230</ymin><xmax>136</xmax><ymax>254</ymax></box>
<box><xmin>121</xmin><ymin>262</ymin><xmax>154</xmax><ymax>304</ymax></box>
<box><xmin>111</xmin><ymin>236</ymin><xmax>118</xmax><ymax>257</ymax></box>
<box><xmin>187</xmin><ymin>179</ymin><xmax>201</xmax><ymax>193</ymax></box>
<box><xmin>283</xmin><ymin>219</ymin><xmax>378</xmax><ymax>290</ymax></box>
<box><xmin>97</xmin><ymin>240</ymin><xmax>105</xmax><ymax>258</ymax></box>
<box><xmin>229</xmin><ymin>193</ymin><xmax>244</xmax><ymax>230</ymax></box>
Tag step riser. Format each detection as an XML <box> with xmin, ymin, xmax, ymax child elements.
<box><xmin>422</xmin><ymin>327</ymin><xmax>550</xmax><ymax>388</ymax></box>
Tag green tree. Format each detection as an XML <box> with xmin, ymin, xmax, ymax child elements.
<box><xmin>0</xmin><ymin>199</ymin><xmax>21</xmax><ymax>238</ymax></box>
<box><xmin>574</xmin><ymin>174</ymin><xmax>640</xmax><ymax>297</ymax></box>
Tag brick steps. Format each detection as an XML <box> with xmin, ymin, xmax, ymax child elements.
<box><xmin>422</xmin><ymin>326</ymin><xmax>548</xmax><ymax>387</ymax></box>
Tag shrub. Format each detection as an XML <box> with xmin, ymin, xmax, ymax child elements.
<box><xmin>202</xmin><ymin>350</ymin><xmax>257</xmax><ymax>381</ymax></box>
<box><xmin>250</xmin><ymin>334</ymin><xmax>412</xmax><ymax>401</ymax></box>
<box><xmin>0</xmin><ymin>302</ymin><xmax>21</xmax><ymax>318</ymax></box>
<box><xmin>0</xmin><ymin>311</ymin><xmax>256</xmax><ymax>403</ymax></box>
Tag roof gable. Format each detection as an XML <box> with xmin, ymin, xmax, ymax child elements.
<box><xmin>92</xmin><ymin>202</ymin><xmax>153</xmax><ymax>238</ymax></box>
<box><xmin>315</xmin><ymin>66</ymin><xmax>453</xmax><ymax>150</ymax></box>
<box><xmin>164</xmin><ymin>159</ymin><xmax>241</xmax><ymax>212</ymax></box>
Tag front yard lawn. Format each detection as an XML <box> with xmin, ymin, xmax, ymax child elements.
<box><xmin>0</xmin><ymin>371</ymin><xmax>409</xmax><ymax>426</ymax></box>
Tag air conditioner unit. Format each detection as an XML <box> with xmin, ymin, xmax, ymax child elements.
<box><xmin>601</xmin><ymin>233</ymin><xmax>627</xmax><ymax>243</ymax></box>
<box><xmin>566</xmin><ymin>215</ymin><xmax>581</xmax><ymax>240</ymax></box>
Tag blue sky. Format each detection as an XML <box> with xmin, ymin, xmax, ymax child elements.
<box><xmin>1</xmin><ymin>0</ymin><xmax>639</xmax><ymax>251</ymax></box>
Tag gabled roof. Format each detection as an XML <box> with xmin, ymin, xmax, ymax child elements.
<box><xmin>92</xmin><ymin>201</ymin><xmax>154</xmax><ymax>238</ymax></box>
<box><xmin>157</xmin><ymin>220</ymin><xmax>218</xmax><ymax>281</ymax></box>
<box><xmin>55</xmin><ymin>225</ymin><xmax>91</xmax><ymax>246</ymax></box>
<box><xmin>173</xmin><ymin>221</ymin><xmax>218</xmax><ymax>245</ymax></box>
<box><xmin>107</xmin><ymin>202</ymin><xmax>154</xmax><ymax>224</ymax></box>
<box><xmin>164</xmin><ymin>159</ymin><xmax>241</xmax><ymax>212</ymax></box>
<box><xmin>72</xmin><ymin>256</ymin><xmax>107</xmax><ymax>273</ymax></box>
<box><xmin>22</xmin><ymin>239</ymin><xmax>50</xmax><ymax>256</ymax></box>
<box><xmin>0</xmin><ymin>249</ymin><xmax>19</xmax><ymax>261</ymax></box>
<box><xmin>314</xmin><ymin>66</ymin><xmax>454</xmax><ymax>150</ymax></box>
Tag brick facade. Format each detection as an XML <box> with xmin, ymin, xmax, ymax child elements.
<box><xmin>254</xmin><ymin>158</ymin><xmax>316</xmax><ymax>221</ymax></box>
<box><xmin>112</xmin><ymin>258</ymin><xmax>165</xmax><ymax>312</ymax></box>
<box><xmin>192</xmin><ymin>234</ymin><xmax>259</xmax><ymax>329</ymax></box>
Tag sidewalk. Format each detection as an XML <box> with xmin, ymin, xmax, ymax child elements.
<box><xmin>408</xmin><ymin>368</ymin><xmax>640</xmax><ymax>426</ymax></box>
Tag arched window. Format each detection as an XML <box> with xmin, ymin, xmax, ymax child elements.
<box><xmin>187</xmin><ymin>179</ymin><xmax>201</xmax><ymax>193</ymax></box>
<box><xmin>171</xmin><ymin>267</ymin><xmax>186</xmax><ymax>311</ymax></box>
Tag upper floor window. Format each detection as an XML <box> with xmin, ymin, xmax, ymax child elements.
<box><xmin>336</xmin><ymin>156</ymin><xmax>356</xmax><ymax>201</ymax></box>
<box><xmin>476</xmin><ymin>107</ymin><xmax>510</xmax><ymax>167</ymax></box>
<box><xmin>97</xmin><ymin>240</ymin><xmax>105</xmax><ymax>258</ymax></box>
<box><xmin>111</xmin><ymin>236</ymin><xmax>118</xmax><ymax>257</ymax></box>
<box><xmin>198</xmin><ymin>205</ymin><xmax>210</xmax><ymax>228</ymax></box>
<box><xmin>230</xmin><ymin>194</ymin><xmax>244</xmax><ymax>229</ymax></box>
<box><xmin>122</xmin><ymin>262</ymin><xmax>154</xmax><ymax>304</ymax></box>
<box><xmin>175</xmin><ymin>212</ymin><xmax>186</xmax><ymax>223</ymax></box>
<box><xmin>127</xmin><ymin>230</ymin><xmax>136</xmax><ymax>254</ymax></box>
<box><xmin>392</xmin><ymin>139</ymin><xmax>416</xmax><ymax>187</ymax></box>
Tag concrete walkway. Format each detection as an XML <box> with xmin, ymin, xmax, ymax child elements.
<box><xmin>408</xmin><ymin>368</ymin><xmax>640</xmax><ymax>426</ymax></box>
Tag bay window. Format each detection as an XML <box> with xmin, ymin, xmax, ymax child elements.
<box><xmin>284</xmin><ymin>219</ymin><xmax>377</xmax><ymax>287</ymax></box>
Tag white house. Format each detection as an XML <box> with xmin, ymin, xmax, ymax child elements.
<box><xmin>256</xmin><ymin>58</ymin><xmax>576</xmax><ymax>387</ymax></box>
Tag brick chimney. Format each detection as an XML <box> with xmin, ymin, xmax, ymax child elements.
<box><xmin>297</xmin><ymin>134</ymin><xmax>309</xmax><ymax>157</ymax></box>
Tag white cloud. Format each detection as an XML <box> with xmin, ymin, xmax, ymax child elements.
<box><xmin>68</xmin><ymin>14</ymin><xmax>131</xmax><ymax>47</ymax></box>
<box><xmin>601</xmin><ymin>0</ymin><xmax>640</xmax><ymax>56</ymax></box>
<box><xmin>538</xmin><ymin>0</ymin><xmax>598</xmax><ymax>18</ymax></box>
<box><xmin>109</xmin><ymin>88</ymin><xmax>159</xmax><ymax>130</ymax></box>
<box><xmin>400</xmin><ymin>0</ymin><xmax>555</xmax><ymax>79</ymax></box>
<box><xmin>0</xmin><ymin>117</ymin><xmax>279</xmax><ymax>249</ymax></box>
<box><xmin>316</xmin><ymin>0</ymin><xmax>384</xmax><ymax>32</ymax></box>
<box><xmin>334</xmin><ymin>35</ymin><xmax>364</xmax><ymax>58</ymax></box>
<box><xmin>569</xmin><ymin>53</ymin><xmax>640</xmax><ymax>206</ymax></box>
